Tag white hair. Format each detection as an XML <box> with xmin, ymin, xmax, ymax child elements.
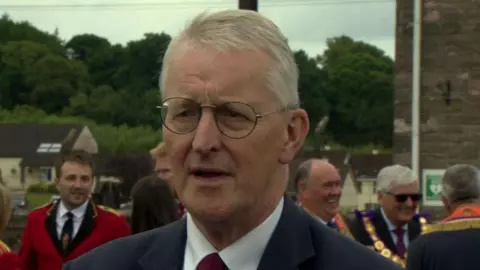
<box><xmin>442</xmin><ymin>164</ymin><xmax>480</xmax><ymax>203</ymax></box>
<box><xmin>376</xmin><ymin>165</ymin><xmax>417</xmax><ymax>193</ymax></box>
<box><xmin>159</xmin><ymin>9</ymin><xmax>299</xmax><ymax>108</ymax></box>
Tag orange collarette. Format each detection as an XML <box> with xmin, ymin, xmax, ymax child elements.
<box><xmin>442</xmin><ymin>204</ymin><xmax>480</xmax><ymax>223</ymax></box>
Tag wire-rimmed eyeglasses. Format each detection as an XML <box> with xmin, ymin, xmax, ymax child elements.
<box><xmin>159</xmin><ymin>97</ymin><xmax>287</xmax><ymax>139</ymax></box>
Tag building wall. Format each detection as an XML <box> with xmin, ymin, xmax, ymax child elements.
<box><xmin>340</xmin><ymin>173</ymin><xmax>357</xmax><ymax>208</ymax></box>
<box><xmin>0</xmin><ymin>158</ymin><xmax>54</xmax><ymax>190</ymax></box>
<box><xmin>394</xmin><ymin>1</ymin><xmax>480</xmax><ymax>168</ymax></box>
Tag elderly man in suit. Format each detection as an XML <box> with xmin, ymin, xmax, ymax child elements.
<box><xmin>64</xmin><ymin>9</ymin><xmax>400</xmax><ymax>270</ymax></box>
<box><xmin>348</xmin><ymin>165</ymin><xmax>430</xmax><ymax>268</ymax></box>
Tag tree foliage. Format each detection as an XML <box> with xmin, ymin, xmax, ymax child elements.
<box><xmin>0</xmin><ymin>15</ymin><xmax>395</xmax><ymax>152</ymax></box>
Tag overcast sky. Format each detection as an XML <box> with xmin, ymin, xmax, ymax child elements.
<box><xmin>0</xmin><ymin>0</ymin><xmax>395</xmax><ymax>58</ymax></box>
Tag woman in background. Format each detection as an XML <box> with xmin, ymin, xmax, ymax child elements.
<box><xmin>0</xmin><ymin>184</ymin><xmax>21</xmax><ymax>269</ymax></box>
<box><xmin>130</xmin><ymin>174</ymin><xmax>179</xmax><ymax>234</ymax></box>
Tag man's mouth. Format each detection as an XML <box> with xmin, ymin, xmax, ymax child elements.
<box><xmin>189</xmin><ymin>167</ymin><xmax>232</xmax><ymax>181</ymax></box>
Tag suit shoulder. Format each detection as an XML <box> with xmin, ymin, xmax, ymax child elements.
<box><xmin>65</xmin><ymin>229</ymin><xmax>158</xmax><ymax>269</ymax></box>
<box><xmin>28</xmin><ymin>202</ymin><xmax>55</xmax><ymax>219</ymax></box>
<box><xmin>312</xmin><ymin>223</ymin><xmax>401</xmax><ymax>269</ymax></box>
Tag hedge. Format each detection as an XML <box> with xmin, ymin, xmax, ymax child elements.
<box><xmin>27</xmin><ymin>182</ymin><xmax>58</xmax><ymax>194</ymax></box>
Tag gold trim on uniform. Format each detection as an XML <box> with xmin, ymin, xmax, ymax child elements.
<box><xmin>0</xmin><ymin>240</ymin><xmax>11</xmax><ymax>255</ymax></box>
<box><xmin>98</xmin><ymin>205</ymin><xmax>120</xmax><ymax>216</ymax></box>
<box><xmin>422</xmin><ymin>218</ymin><xmax>480</xmax><ymax>235</ymax></box>
<box><xmin>363</xmin><ymin>216</ymin><xmax>428</xmax><ymax>268</ymax></box>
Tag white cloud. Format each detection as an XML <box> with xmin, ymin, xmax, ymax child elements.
<box><xmin>0</xmin><ymin>0</ymin><xmax>395</xmax><ymax>57</ymax></box>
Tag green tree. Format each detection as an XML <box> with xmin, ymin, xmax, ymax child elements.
<box><xmin>318</xmin><ymin>35</ymin><xmax>394</xmax><ymax>147</ymax></box>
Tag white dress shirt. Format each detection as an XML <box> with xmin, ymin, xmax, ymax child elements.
<box><xmin>183</xmin><ymin>197</ymin><xmax>284</xmax><ymax>270</ymax></box>
<box><xmin>56</xmin><ymin>200</ymin><xmax>88</xmax><ymax>240</ymax></box>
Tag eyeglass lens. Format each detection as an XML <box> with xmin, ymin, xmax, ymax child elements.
<box><xmin>160</xmin><ymin>98</ymin><xmax>258</xmax><ymax>139</ymax></box>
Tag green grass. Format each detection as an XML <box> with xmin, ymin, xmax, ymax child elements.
<box><xmin>26</xmin><ymin>193</ymin><xmax>55</xmax><ymax>209</ymax></box>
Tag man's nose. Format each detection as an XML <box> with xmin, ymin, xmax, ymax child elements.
<box><xmin>72</xmin><ymin>178</ymin><xmax>82</xmax><ymax>188</ymax></box>
<box><xmin>404</xmin><ymin>196</ymin><xmax>414</xmax><ymax>206</ymax></box>
<box><xmin>192</xmin><ymin>110</ymin><xmax>221</xmax><ymax>154</ymax></box>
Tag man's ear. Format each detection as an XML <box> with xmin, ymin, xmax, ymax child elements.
<box><xmin>440</xmin><ymin>195</ymin><xmax>451</xmax><ymax>213</ymax></box>
<box><xmin>279</xmin><ymin>109</ymin><xmax>309</xmax><ymax>164</ymax></box>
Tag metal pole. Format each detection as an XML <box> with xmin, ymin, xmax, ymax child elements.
<box><xmin>239</xmin><ymin>0</ymin><xmax>258</xmax><ymax>11</ymax></box>
<box><xmin>411</xmin><ymin>0</ymin><xmax>422</xmax><ymax>183</ymax></box>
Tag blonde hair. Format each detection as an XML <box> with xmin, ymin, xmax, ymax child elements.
<box><xmin>160</xmin><ymin>9</ymin><xmax>299</xmax><ymax>108</ymax></box>
<box><xmin>0</xmin><ymin>184</ymin><xmax>12</xmax><ymax>232</ymax></box>
<box><xmin>150</xmin><ymin>142</ymin><xmax>167</xmax><ymax>158</ymax></box>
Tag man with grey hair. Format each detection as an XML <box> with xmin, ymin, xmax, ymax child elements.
<box><xmin>64</xmin><ymin>10</ymin><xmax>399</xmax><ymax>270</ymax></box>
<box><xmin>348</xmin><ymin>164</ymin><xmax>429</xmax><ymax>268</ymax></box>
<box><xmin>406</xmin><ymin>164</ymin><xmax>480</xmax><ymax>270</ymax></box>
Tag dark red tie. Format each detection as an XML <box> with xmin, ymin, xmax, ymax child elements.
<box><xmin>393</xmin><ymin>228</ymin><xmax>407</xmax><ymax>258</ymax></box>
<box><xmin>197</xmin><ymin>253</ymin><xmax>226</xmax><ymax>270</ymax></box>
<box><xmin>177</xmin><ymin>200</ymin><xmax>185</xmax><ymax>217</ymax></box>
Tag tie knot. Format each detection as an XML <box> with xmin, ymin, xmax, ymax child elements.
<box><xmin>197</xmin><ymin>253</ymin><xmax>225</xmax><ymax>270</ymax></box>
<box><xmin>65</xmin><ymin>212</ymin><xmax>74</xmax><ymax>219</ymax></box>
<box><xmin>393</xmin><ymin>227</ymin><xmax>404</xmax><ymax>236</ymax></box>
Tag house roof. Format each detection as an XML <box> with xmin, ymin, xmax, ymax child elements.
<box><xmin>349</xmin><ymin>153</ymin><xmax>393</xmax><ymax>181</ymax></box>
<box><xmin>0</xmin><ymin>124</ymin><xmax>84</xmax><ymax>167</ymax></box>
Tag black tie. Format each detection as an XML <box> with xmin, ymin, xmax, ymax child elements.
<box><xmin>327</xmin><ymin>220</ymin><xmax>337</xmax><ymax>230</ymax></box>
<box><xmin>61</xmin><ymin>212</ymin><xmax>74</xmax><ymax>253</ymax></box>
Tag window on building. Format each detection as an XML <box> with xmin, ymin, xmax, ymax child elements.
<box><xmin>39</xmin><ymin>167</ymin><xmax>52</xmax><ymax>181</ymax></box>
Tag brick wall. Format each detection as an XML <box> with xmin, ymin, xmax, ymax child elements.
<box><xmin>394</xmin><ymin>0</ymin><xmax>480</xmax><ymax>169</ymax></box>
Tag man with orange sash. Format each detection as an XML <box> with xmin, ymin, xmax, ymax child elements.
<box><xmin>294</xmin><ymin>159</ymin><xmax>353</xmax><ymax>237</ymax></box>
<box><xmin>407</xmin><ymin>164</ymin><xmax>480</xmax><ymax>270</ymax></box>
<box><xmin>348</xmin><ymin>165</ymin><xmax>430</xmax><ymax>268</ymax></box>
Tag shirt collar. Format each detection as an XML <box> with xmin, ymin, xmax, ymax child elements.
<box><xmin>58</xmin><ymin>200</ymin><xmax>89</xmax><ymax>219</ymax></box>
<box><xmin>380</xmin><ymin>207</ymin><xmax>408</xmax><ymax>231</ymax></box>
<box><xmin>186</xmin><ymin>197</ymin><xmax>284</xmax><ymax>270</ymax></box>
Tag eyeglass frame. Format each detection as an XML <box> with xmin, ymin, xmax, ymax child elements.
<box><xmin>157</xmin><ymin>97</ymin><xmax>296</xmax><ymax>139</ymax></box>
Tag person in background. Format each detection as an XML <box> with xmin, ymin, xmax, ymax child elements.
<box><xmin>150</xmin><ymin>142</ymin><xmax>173</xmax><ymax>184</ymax></box>
<box><xmin>349</xmin><ymin>165</ymin><xmax>430</xmax><ymax>268</ymax></box>
<box><xmin>64</xmin><ymin>10</ymin><xmax>400</xmax><ymax>270</ymax></box>
<box><xmin>130</xmin><ymin>174</ymin><xmax>179</xmax><ymax>234</ymax></box>
<box><xmin>150</xmin><ymin>142</ymin><xmax>186</xmax><ymax>217</ymax></box>
<box><xmin>0</xmin><ymin>184</ymin><xmax>21</xmax><ymax>270</ymax></box>
<box><xmin>295</xmin><ymin>159</ymin><xmax>353</xmax><ymax>237</ymax></box>
<box><xmin>407</xmin><ymin>164</ymin><xmax>480</xmax><ymax>270</ymax></box>
<box><xmin>19</xmin><ymin>150</ymin><xmax>131</xmax><ymax>270</ymax></box>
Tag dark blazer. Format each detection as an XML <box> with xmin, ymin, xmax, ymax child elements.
<box><xmin>348</xmin><ymin>208</ymin><xmax>424</xmax><ymax>255</ymax></box>
<box><xmin>406</xmin><ymin>227</ymin><xmax>480</xmax><ymax>270</ymax></box>
<box><xmin>64</xmin><ymin>197</ymin><xmax>401</xmax><ymax>270</ymax></box>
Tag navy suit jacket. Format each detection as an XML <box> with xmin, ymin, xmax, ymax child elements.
<box><xmin>64</xmin><ymin>197</ymin><xmax>401</xmax><ymax>270</ymax></box>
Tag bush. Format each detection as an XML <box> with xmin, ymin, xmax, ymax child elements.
<box><xmin>27</xmin><ymin>182</ymin><xmax>58</xmax><ymax>194</ymax></box>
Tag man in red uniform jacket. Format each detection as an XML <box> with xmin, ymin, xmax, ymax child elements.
<box><xmin>19</xmin><ymin>149</ymin><xmax>130</xmax><ymax>270</ymax></box>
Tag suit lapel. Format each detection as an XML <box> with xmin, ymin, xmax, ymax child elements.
<box><xmin>44</xmin><ymin>201</ymin><xmax>64</xmax><ymax>257</ymax></box>
<box><xmin>372</xmin><ymin>208</ymin><xmax>398</xmax><ymax>253</ymax></box>
<box><xmin>138</xmin><ymin>218</ymin><xmax>187</xmax><ymax>270</ymax></box>
<box><xmin>257</xmin><ymin>197</ymin><xmax>315</xmax><ymax>270</ymax></box>
<box><xmin>65</xmin><ymin>201</ymin><xmax>97</xmax><ymax>256</ymax></box>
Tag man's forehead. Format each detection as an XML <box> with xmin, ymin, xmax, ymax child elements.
<box><xmin>61</xmin><ymin>162</ymin><xmax>91</xmax><ymax>173</ymax></box>
<box><xmin>164</xmin><ymin>48</ymin><xmax>272</xmax><ymax>104</ymax></box>
<box><xmin>390</xmin><ymin>181</ymin><xmax>419</xmax><ymax>191</ymax></box>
